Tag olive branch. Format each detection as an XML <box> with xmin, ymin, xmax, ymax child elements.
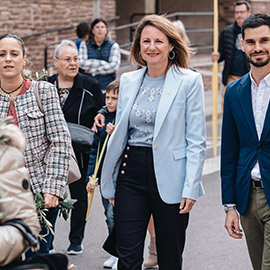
<box><xmin>34</xmin><ymin>191</ymin><xmax>76</xmax><ymax>241</ymax></box>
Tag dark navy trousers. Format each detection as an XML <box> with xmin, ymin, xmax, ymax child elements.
<box><xmin>114</xmin><ymin>146</ymin><xmax>189</xmax><ymax>270</ymax></box>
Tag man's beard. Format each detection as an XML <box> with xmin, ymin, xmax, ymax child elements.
<box><xmin>246</xmin><ymin>51</ymin><xmax>270</xmax><ymax>67</ymax></box>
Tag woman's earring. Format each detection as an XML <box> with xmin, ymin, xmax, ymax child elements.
<box><xmin>168</xmin><ymin>50</ymin><xmax>175</xmax><ymax>60</ymax></box>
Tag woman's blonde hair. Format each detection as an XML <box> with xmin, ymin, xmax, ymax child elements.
<box><xmin>130</xmin><ymin>14</ymin><xmax>190</xmax><ymax>69</ymax></box>
<box><xmin>172</xmin><ymin>20</ymin><xmax>196</xmax><ymax>56</ymax></box>
<box><xmin>172</xmin><ymin>20</ymin><xmax>190</xmax><ymax>46</ymax></box>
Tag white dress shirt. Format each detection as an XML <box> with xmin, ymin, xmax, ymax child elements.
<box><xmin>250</xmin><ymin>72</ymin><xmax>270</xmax><ymax>180</ymax></box>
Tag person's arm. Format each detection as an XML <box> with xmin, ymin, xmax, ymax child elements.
<box><xmin>86</xmin><ymin>132</ymin><xmax>100</xmax><ymax>183</ymax></box>
<box><xmin>225</xmin><ymin>210</ymin><xmax>243</xmax><ymax>239</ymax></box>
<box><xmin>221</xmin><ymin>84</ymin><xmax>242</xmax><ymax>239</ymax></box>
<box><xmin>78</xmin><ymin>41</ymin><xmax>89</xmax><ymax>70</ymax></box>
<box><xmin>90</xmin><ymin>43</ymin><xmax>121</xmax><ymax>76</ymax></box>
<box><xmin>86</xmin><ymin>147</ymin><xmax>98</xmax><ymax>193</ymax></box>
<box><xmin>106</xmin><ymin>122</ymin><xmax>115</xmax><ymax>135</ymax></box>
<box><xmin>217</xmin><ymin>30</ymin><xmax>225</xmax><ymax>62</ymax></box>
<box><xmin>181</xmin><ymin>73</ymin><xmax>206</xmax><ymax>212</ymax></box>
<box><xmin>79</xmin><ymin>41</ymin><xmax>121</xmax><ymax>74</ymax></box>
<box><xmin>221</xmin><ymin>84</ymin><xmax>239</xmax><ymax>205</ymax></box>
<box><xmin>93</xmin><ymin>106</ymin><xmax>107</xmax><ymax>130</ymax></box>
<box><xmin>86</xmin><ymin>126</ymin><xmax>106</xmax><ymax>192</ymax></box>
<box><xmin>41</xmin><ymin>82</ymin><xmax>71</xmax><ymax>199</ymax></box>
<box><xmin>211</xmin><ymin>30</ymin><xmax>225</xmax><ymax>62</ymax></box>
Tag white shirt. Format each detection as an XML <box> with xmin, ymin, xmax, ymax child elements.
<box><xmin>250</xmin><ymin>72</ymin><xmax>270</xmax><ymax>180</ymax></box>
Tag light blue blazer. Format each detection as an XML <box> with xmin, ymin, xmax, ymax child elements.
<box><xmin>101</xmin><ymin>65</ymin><xmax>206</xmax><ymax>204</ymax></box>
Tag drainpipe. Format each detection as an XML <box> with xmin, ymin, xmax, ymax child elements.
<box><xmin>156</xmin><ymin>0</ymin><xmax>162</xmax><ymax>14</ymax></box>
<box><xmin>93</xmin><ymin>0</ymin><xmax>100</xmax><ymax>18</ymax></box>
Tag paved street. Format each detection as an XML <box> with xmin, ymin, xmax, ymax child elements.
<box><xmin>54</xmin><ymin>120</ymin><xmax>253</xmax><ymax>270</ymax></box>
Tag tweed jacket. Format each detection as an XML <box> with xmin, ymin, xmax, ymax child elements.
<box><xmin>0</xmin><ymin>80</ymin><xmax>71</xmax><ymax>198</ymax></box>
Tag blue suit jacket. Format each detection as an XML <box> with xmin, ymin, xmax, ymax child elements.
<box><xmin>221</xmin><ymin>73</ymin><xmax>270</xmax><ymax>215</ymax></box>
<box><xmin>101</xmin><ymin>65</ymin><xmax>206</xmax><ymax>204</ymax></box>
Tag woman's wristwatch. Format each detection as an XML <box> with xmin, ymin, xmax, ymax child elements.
<box><xmin>224</xmin><ymin>204</ymin><xmax>236</xmax><ymax>213</ymax></box>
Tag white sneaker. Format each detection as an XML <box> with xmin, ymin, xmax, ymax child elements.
<box><xmin>112</xmin><ymin>258</ymin><xmax>118</xmax><ymax>269</ymax></box>
<box><xmin>103</xmin><ymin>256</ymin><xmax>117</xmax><ymax>268</ymax></box>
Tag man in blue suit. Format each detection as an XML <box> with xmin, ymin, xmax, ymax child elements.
<box><xmin>221</xmin><ymin>14</ymin><xmax>270</xmax><ymax>270</ymax></box>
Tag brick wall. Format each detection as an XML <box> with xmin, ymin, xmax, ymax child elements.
<box><xmin>0</xmin><ymin>0</ymin><xmax>117</xmax><ymax>75</ymax></box>
<box><xmin>249</xmin><ymin>0</ymin><xmax>270</xmax><ymax>14</ymax></box>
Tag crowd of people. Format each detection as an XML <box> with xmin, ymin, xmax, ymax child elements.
<box><xmin>1</xmin><ymin>2</ymin><xmax>270</xmax><ymax>269</ymax></box>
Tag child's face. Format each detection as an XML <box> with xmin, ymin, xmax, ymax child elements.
<box><xmin>106</xmin><ymin>90</ymin><xmax>118</xmax><ymax>113</ymax></box>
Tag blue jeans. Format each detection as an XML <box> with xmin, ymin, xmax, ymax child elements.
<box><xmin>100</xmin><ymin>187</ymin><xmax>114</xmax><ymax>234</ymax></box>
<box><xmin>26</xmin><ymin>206</ymin><xmax>59</xmax><ymax>258</ymax></box>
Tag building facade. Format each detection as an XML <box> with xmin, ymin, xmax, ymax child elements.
<box><xmin>0</xmin><ymin>0</ymin><xmax>269</xmax><ymax>74</ymax></box>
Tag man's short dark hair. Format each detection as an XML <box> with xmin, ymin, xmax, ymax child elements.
<box><xmin>76</xmin><ymin>22</ymin><xmax>89</xmax><ymax>39</ymax></box>
<box><xmin>242</xmin><ymin>14</ymin><xmax>270</xmax><ymax>39</ymax></box>
<box><xmin>234</xmin><ymin>1</ymin><xmax>251</xmax><ymax>11</ymax></box>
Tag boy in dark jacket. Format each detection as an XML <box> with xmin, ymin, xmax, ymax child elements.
<box><xmin>86</xmin><ymin>80</ymin><xmax>119</xmax><ymax>269</ymax></box>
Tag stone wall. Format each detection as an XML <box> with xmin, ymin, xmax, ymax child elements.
<box><xmin>249</xmin><ymin>0</ymin><xmax>270</xmax><ymax>14</ymax></box>
<box><xmin>0</xmin><ymin>0</ymin><xmax>117</xmax><ymax>74</ymax></box>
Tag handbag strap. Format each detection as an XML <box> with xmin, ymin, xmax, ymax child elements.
<box><xmin>34</xmin><ymin>81</ymin><xmax>43</xmax><ymax>113</ymax></box>
<box><xmin>0</xmin><ymin>219</ymin><xmax>39</xmax><ymax>252</ymax></box>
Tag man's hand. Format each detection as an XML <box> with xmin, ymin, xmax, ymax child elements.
<box><xmin>109</xmin><ymin>198</ymin><xmax>115</xmax><ymax>207</ymax></box>
<box><xmin>224</xmin><ymin>210</ymin><xmax>243</xmax><ymax>239</ymax></box>
<box><xmin>211</xmin><ymin>52</ymin><xmax>220</xmax><ymax>62</ymax></box>
<box><xmin>93</xmin><ymin>113</ymin><xmax>105</xmax><ymax>132</ymax></box>
<box><xmin>44</xmin><ymin>193</ymin><xmax>59</xmax><ymax>208</ymax></box>
<box><xmin>179</xmin><ymin>197</ymin><xmax>195</xmax><ymax>214</ymax></box>
<box><xmin>106</xmin><ymin>123</ymin><xmax>115</xmax><ymax>135</ymax></box>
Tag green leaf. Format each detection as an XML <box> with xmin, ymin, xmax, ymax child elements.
<box><xmin>58</xmin><ymin>194</ymin><xmax>77</xmax><ymax>221</ymax></box>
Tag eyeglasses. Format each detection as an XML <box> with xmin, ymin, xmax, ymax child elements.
<box><xmin>235</xmin><ymin>11</ymin><xmax>248</xmax><ymax>15</ymax></box>
<box><xmin>57</xmin><ymin>57</ymin><xmax>79</xmax><ymax>63</ymax></box>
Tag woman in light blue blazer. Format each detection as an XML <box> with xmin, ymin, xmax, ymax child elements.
<box><xmin>101</xmin><ymin>14</ymin><xmax>206</xmax><ymax>270</ymax></box>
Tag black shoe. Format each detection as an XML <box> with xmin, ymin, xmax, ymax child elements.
<box><xmin>67</xmin><ymin>244</ymin><xmax>83</xmax><ymax>255</ymax></box>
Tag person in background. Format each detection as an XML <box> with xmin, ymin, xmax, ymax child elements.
<box><xmin>76</xmin><ymin>22</ymin><xmax>89</xmax><ymax>51</ymax></box>
<box><xmin>142</xmin><ymin>18</ymin><xmax>196</xmax><ymax>269</ymax></box>
<box><xmin>100</xmin><ymin>14</ymin><xmax>206</xmax><ymax>270</ymax></box>
<box><xmin>78</xmin><ymin>18</ymin><xmax>121</xmax><ymax>93</ymax></box>
<box><xmin>212</xmin><ymin>1</ymin><xmax>251</xmax><ymax>104</ymax></box>
<box><xmin>49</xmin><ymin>40</ymin><xmax>104</xmax><ymax>255</ymax></box>
<box><xmin>221</xmin><ymin>14</ymin><xmax>270</xmax><ymax>270</ymax></box>
<box><xmin>0</xmin><ymin>33</ymin><xmax>71</xmax><ymax>255</ymax></box>
<box><xmin>86</xmin><ymin>80</ymin><xmax>119</xmax><ymax>269</ymax></box>
<box><xmin>173</xmin><ymin>20</ymin><xmax>192</xmax><ymax>48</ymax></box>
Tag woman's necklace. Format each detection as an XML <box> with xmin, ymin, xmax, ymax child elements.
<box><xmin>0</xmin><ymin>80</ymin><xmax>24</xmax><ymax>97</ymax></box>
